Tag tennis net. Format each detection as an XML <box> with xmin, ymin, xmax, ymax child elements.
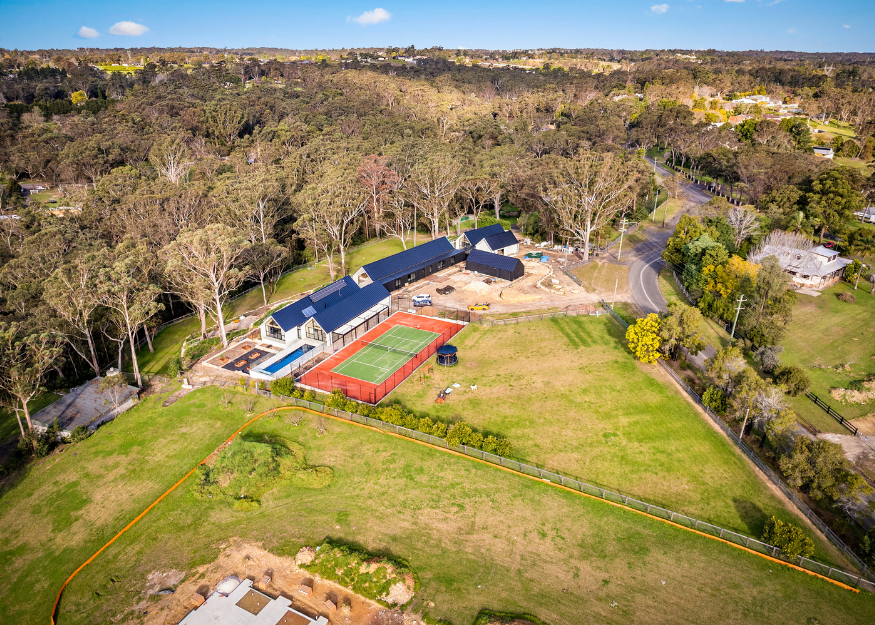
<box><xmin>361</xmin><ymin>339</ymin><xmax>419</xmax><ymax>359</ymax></box>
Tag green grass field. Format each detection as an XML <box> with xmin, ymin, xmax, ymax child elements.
<box><xmin>136</xmin><ymin>237</ymin><xmax>416</xmax><ymax>375</ymax></box>
<box><xmin>777</xmin><ymin>282</ymin><xmax>875</xmax><ymax>432</ymax></box>
<box><xmin>572</xmin><ymin>261</ymin><xmax>630</xmax><ymax>296</ymax></box>
<box><xmin>331</xmin><ymin>325</ymin><xmax>438</xmax><ymax>384</ymax></box>
<box><xmin>2</xmin><ymin>387</ymin><xmax>874</xmax><ymax>625</ymax></box>
<box><xmin>390</xmin><ymin>316</ymin><xmax>841</xmax><ymax>562</ymax></box>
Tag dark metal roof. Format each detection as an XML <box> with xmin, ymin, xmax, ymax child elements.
<box><xmin>360</xmin><ymin>237</ymin><xmax>455</xmax><ymax>282</ymax></box>
<box><xmin>271</xmin><ymin>276</ymin><xmax>383</xmax><ymax>333</ymax></box>
<box><xmin>483</xmin><ymin>230</ymin><xmax>518</xmax><ymax>251</ymax></box>
<box><xmin>466</xmin><ymin>249</ymin><xmax>524</xmax><ymax>273</ymax></box>
<box><xmin>312</xmin><ymin>281</ymin><xmax>390</xmax><ymax>333</ymax></box>
<box><xmin>463</xmin><ymin>223</ymin><xmax>505</xmax><ymax>246</ymax></box>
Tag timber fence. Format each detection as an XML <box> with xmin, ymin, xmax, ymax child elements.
<box><xmin>600</xmin><ymin>301</ymin><xmax>875</xmax><ymax>584</ymax></box>
<box><xmin>244</xmin><ymin>386</ymin><xmax>875</xmax><ymax>593</ymax></box>
<box><xmin>477</xmin><ymin>306</ymin><xmax>603</xmax><ymax>326</ymax></box>
<box><xmin>806</xmin><ymin>392</ymin><xmax>859</xmax><ymax>436</ymax></box>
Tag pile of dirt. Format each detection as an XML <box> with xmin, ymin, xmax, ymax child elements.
<box><xmin>464</xmin><ymin>281</ymin><xmax>492</xmax><ymax>294</ymax></box>
<box><xmin>830</xmin><ymin>380</ymin><xmax>875</xmax><ymax>405</ymax></box>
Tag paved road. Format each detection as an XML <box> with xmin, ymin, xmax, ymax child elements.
<box><xmin>628</xmin><ymin>158</ymin><xmax>716</xmax><ymax>366</ymax></box>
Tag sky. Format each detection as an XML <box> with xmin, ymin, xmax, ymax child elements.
<box><xmin>1</xmin><ymin>0</ymin><xmax>873</xmax><ymax>53</ymax></box>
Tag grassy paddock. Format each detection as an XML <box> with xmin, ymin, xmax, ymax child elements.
<box><xmin>778</xmin><ymin>282</ymin><xmax>875</xmax><ymax>427</ymax></box>
<box><xmin>1</xmin><ymin>388</ymin><xmax>873</xmax><ymax>624</ymax></box>
<box><xmin>390</xmin><ymin>316</ymin><xmax>839</xmax><ymax>563</ymax></box>
<box><xmin>572</xmin><ymin>262</ymin><xmax>630</xmax><ymax>296</ymax></box>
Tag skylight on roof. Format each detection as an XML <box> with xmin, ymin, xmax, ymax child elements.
<box><xmin>302</xmin><ymin>306</ymin><xmax>316</xmax><ymax>318</ymax></box>
<box><xmin>310</xmin><ymin>280</ymin><xmax>346</xmax><ymax>302</ymax></box>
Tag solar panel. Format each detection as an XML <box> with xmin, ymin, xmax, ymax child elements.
<box><xmin>302</xmin><ymin>306</ymin><xmax>316</xmax><ymax>318</ymax></box>
<box><xmin>310</xmin><ymin>280</ymin><xmax>346</xmax><ymax>302</ymax></box>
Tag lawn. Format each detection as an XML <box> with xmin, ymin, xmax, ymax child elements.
<box><xmin>572</xmin><ymin>261</ymin><xmax>630</xmax><ymax>297</ymax></box>
<box><xmin>834</xmin><ymin>157</ymin><xmax>872</xmax><ymax>173</ymax></box>
<box><xmin>777</xmin><ymin>282</ymin><xmax>875</xmax><ymax>432</ymax></box>
<box><xmin>808</xmin><ymin>120</ymin><xmax>856</xmax><ymax>138</ymax></box>
<box><xmin>390</xmin><ymin>316</ymin><xmax>839</xmax><ymax>559</ymax></box>
<box><xmin>137</xmin><ymin>236</ymin><xmax>415</xmax><ymax>375</ymax></box>
<box><xmin>2</xmin><ymin>387</ymin><xmax>874</xmax><ymax>625</ymax></box>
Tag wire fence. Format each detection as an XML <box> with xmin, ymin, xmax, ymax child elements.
<box><xmin>247</xmin><ymin>388</ymin><xmax>875</xmax><ymax>593</ymax></box>
<box><xmin>600</xmin><ymin>301</ymin><xmax>875</xmax><ymax>584</ymax></box>
<box><xmin>477</xmin><ymin>306</ymin><xmax>603</xmax><ymax>326</ymax></box>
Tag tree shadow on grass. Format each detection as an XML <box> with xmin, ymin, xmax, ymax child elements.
<box><xmin>733</xmin><ymin>498</ymin><xmax>768</xmax><ymax>537</ymax></box>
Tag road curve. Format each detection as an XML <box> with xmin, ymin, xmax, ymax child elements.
<box><xmin>628</xmin><ymin>158</ymin><xmax>711</xmax><ymax>315</ymax></box>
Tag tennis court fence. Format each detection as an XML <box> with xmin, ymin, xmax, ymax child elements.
<box><xmin>300</xmin><ymin>321</ymin><xmax>465</xmax><ymax>404</ymax></box>
<box><xmin>250</xmin><ymin>389</ymin><xmax>875</xmax><ymax>593</ymax></box>
<box><xmin>600</xmin><ymin>300</ymin><xmax>875</xmax><ymax>585</ymax></box>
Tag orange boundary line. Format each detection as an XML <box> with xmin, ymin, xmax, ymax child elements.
<box><xmin>51</xmin><ymin>403</ymin><xmax>859</xmax><ymax>623</ymax></box>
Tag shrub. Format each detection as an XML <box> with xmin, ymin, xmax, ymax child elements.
<box><xmin>167</xmin><ymin>355</ymin><xmax>183</xmax><ymax>378</ymax></box>
<box><xmin>270</xmin><ymin>377</ymin><xmax>296</xmax><ymax>397</ymax></box>
<box><xmin>625</xmin><ymin>313</ymin><xmax>662</xmax><ymax>363</ymax></box>
<box><xmin>431</xmin><ymin>421</ymin><xmax>448</xmax><ymax>438</ymax></box>
<box><xmin>837</xmin><ymin>291</ymin><xmax>856</xmax><ymax>303</ymax></box>
<box><xmin>843</xmin><ymin>260</ymin><xmax>862</xmax><ymax>285</ymax></box>
<box><xmin>68</xmin><ymin>425</ymin><xmax>91</xmax><ymax>444</ymax></box>
<box><xmin>326</xmin><ymin>388</ymin><xmax>346</xmax><ymax>409</ymax></box>
<box><xmin>291</xmin><ymin>389</ymin><xmax>303</xmax><ymax>399</ymax></box>
<box><xmin>761</xmin><ymin>517</ymin><xmax>814</xmax><ymax>559</ymax></box>
<box><xmin>446</xmin><ymin>422</ymin><xmax>474</xmax><ymax>447</ymax></box>
<box><xmin>702</xmin><ymin>386</ymin><xmax>728</xmax><ymax>416</ymax></box>
<box><xmin>302</xmin><ymin>390</ymin><xmax>316</xmax><ymax>402</ymax></box>
<box><xmin>186</xmin><ymin>337</ymin><xmax>220</xmax><ymax>362</ymax></box>
<box><xmin>773</xmin><ymin>365</ymin><xmax>811</xmax><ymax>396</ymax></box>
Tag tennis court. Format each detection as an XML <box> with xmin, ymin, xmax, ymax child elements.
<box><xmin>300</xmin><ymin>312</ymin><xmax>466</xmax><ymax>404</ymax></box>
<box><xmin>331</xmin><ymin>325</ymin><xmax>439</xmax><ymax>384</ymax></box>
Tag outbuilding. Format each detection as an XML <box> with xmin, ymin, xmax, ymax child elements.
<box><xmin>466</xmin><ymin>249</ymin><xmax>525</xmax><ymax>281</ymax></box>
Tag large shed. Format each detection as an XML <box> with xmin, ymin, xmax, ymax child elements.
<box><xmin>466</xmin><ymin>249</ymin><xmax>524</xmax><ymax>281</ymax></box>
<box><xmin>353</xmin><ymin>237</ymin><xmax>466</xmax><ymax>292</ymax></box>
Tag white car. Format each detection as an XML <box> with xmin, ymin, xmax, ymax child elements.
<box><xmin>411</xmin><ymin>294</ymin><xmax>433</xmax><ymax>307</ymax></box>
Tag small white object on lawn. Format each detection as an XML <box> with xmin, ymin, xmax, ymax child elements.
<box><xmin>452</xmin><ymin>383</ymin><xmax>460</xmax><ymax>387</ymax></box>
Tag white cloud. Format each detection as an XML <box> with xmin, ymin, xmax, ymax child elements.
<box><xmin>725</xmin><ymin>0</ymin><xmax>745</xmax><ymax>3</ymax></box>
<box><xmin>77</xmin><ymin>26</ymin><xmax>99</xmax><ymax>39</ymax></box>
<box><xmin>651</xmin><ymin>4</ymin><xmax>669</xmax><ymax>13</ymax></box>
<box><xmin>843</xmin><ymin>24</ymin><xmax>851</xmax><ymax>29</ymax></box>
<box><xmin>109</xmin><ymin>21</ymin><xmax>149</xmax><ymax>36</ymax></box>
<box><xmin>349</xmin><ymin>8</ymin><xmax>391</xmax><ymax>25</ymax></box>
<box><xmin>787</xmin><ymin>27</ymin><xmax>797</xmax><ymax>34</ymax></box>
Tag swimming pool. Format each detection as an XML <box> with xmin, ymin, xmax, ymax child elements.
<box><xmin>262</xmin><ymin>344</ymin><xmax>314</xmax><ymax>375</ymax></box>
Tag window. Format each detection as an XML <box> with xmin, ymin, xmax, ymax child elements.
<box><xmin>265</xmin><ymin>320</ymin><xmax>284</xmax><ymax>341</ymax></box>
<box><xmin>408</xmin><ymin>272</ymin><xmax>416</xmax><ymax>282</ymax></box>
<box><xmin>306</xmin><ymin>323</ymin><xmax>326</xmax><ymax>342</ymax></box>
<box><xmin>437</xmin><ymin>260</ymin><xmax>444</xmax><ymax>270</ymax></box>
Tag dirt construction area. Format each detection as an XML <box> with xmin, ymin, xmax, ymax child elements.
<box><xmin>138</xmin><ymin>540</ymin><xmax>417</xmax><ymax>625</ymax></box>
<box><xmin>397</xmin><ymin>243</ymin><xmax>612</xmax><ymax>316</ymax></box>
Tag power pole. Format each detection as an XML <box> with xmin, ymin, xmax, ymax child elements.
<box><xmin>616</xmin><ymin>217</ymin><xmax>627</xmax><ymax>262</ymax></box>
<box><xmin>729</xmin><ymin>294</ymin><xmax>746</xmax><ymax>345</ymax></box>
<box><xmin>740</xmin><ymin>407</ymin><xmax>750</xmax><ymax>440</ymax></box>
<box><xmin>662</xmin><ymin>190</ymin><xmax>670</xmax><ymax>228</ymax></box>
<box><xmin>612</xmin><ymin>278</ymin><xmax>619</xmax><ymax>309</ymax></box>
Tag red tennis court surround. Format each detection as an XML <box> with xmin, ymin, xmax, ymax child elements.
<box><xmin>300</xmin><ymin>312</ymin><xmax>466</xmax><ymax>404</ymax></box>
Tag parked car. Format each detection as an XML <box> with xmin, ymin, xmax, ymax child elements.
<box><xmin>412</xmin><ymin>294</ymin><xmax>433</xmax><ymax>307</ymax></box>
<box><xmin>468</xmin><ymin>303</ymin><xmax>490</xmax><ymax>311</ymax></box>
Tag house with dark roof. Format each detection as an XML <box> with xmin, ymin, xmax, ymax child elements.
<box><xmin>256</xmin><ymin>276</ymin><xmax>391</xmax><ymax>375</ymax></box>
<box><xmin>454</xmin><ymin>224</ymin><xmax>520</xmax><ymax>255</ymax></box>
<box><xmin>352</xmin><ymin>237</ymin><xmax>466</xmax><ymax>292</ymax></box>
<box><xmin>466</xmin><ymin>249</ymin><xmax>524</xmax><ymax>281</ymax></box>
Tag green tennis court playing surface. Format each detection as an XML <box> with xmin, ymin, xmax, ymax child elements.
<box><xmin>331</xmin><ymin>325</ymin><xmax>439</xmax><ymax>384</ymax></box>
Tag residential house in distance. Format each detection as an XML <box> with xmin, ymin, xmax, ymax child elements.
<box><xmin>760</xmin><ymin>244</ymin><xmax>852</xmax><ymax>290</ymax></box>
<box><xmin>853</xmin><ymin>206</ymin><xmax>875</xmax><ymax>223</ymax></box>
<box><xmin>454</xmin><ymin>223</ymin><xmax>520</xmax><ymax>255</ymax></box>
<box><xmin>812</xmin><ymin>146</ymin><xmax>834</xmax><ymax>159</ymax></box>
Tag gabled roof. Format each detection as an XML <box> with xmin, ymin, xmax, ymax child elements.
<box><xmin>466</xmin><ymin>248</ymin><xmax>524</xmax><ymax>273</ymax></box>
<box><xmin>463</xmin><ymin>223</ymin><xmax>505</xmax><ymax>247</ymax></box>
<box><xmin>759</xmin><ymin>245</ymin><xmax>852</xmax><ymax>277</ymax></box>
<box><xmin>270</xmin><ymin>276</ymin><xmax>389</xmax><ymax>334</ymax></box>
<box><xmin>483</xmin><ymin>230</ymin><xmax>518</xmax><ymax>251</ymax></box>
<box><xmin>360</xmin><ymin>237</ymin><xmax>455</xmax><ymax>282</ymax></box>
<box><xmin>811</xmin><ymin>245</ymin><xmax>839</xmax><ymax>259</ymax></box>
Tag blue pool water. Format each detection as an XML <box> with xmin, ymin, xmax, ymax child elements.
<box><xmin>263</xmin><ymin>344</ymin><xmax>314</xmax><ymax>375</ymax></box>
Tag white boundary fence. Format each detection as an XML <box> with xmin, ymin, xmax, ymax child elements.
<box><xmin>249</xmin><ymin>387</ymin><xmax>875</xmax><ymax>593</ymax></box>
<box><xmin>600</xmin><ymin>300</ymin><xmax>875</xmax><ymax>586</ymax></box>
